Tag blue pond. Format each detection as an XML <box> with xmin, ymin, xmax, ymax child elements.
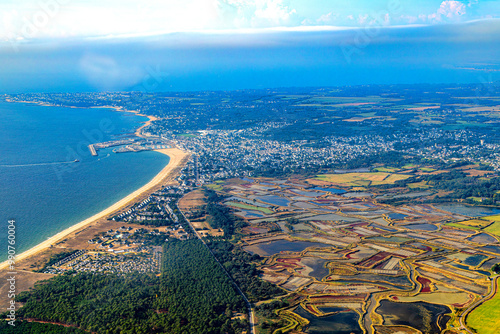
<box><xmin>243</xmin><ymin>239</ymin><xmax>331</xmax><ymax>256</ymax></box>
<box><xmin>255</xmin><ymin>195</ymin><xmax>291</xmax><ymax>207</ymax></box>
<box><xmin>294</xmin><ymin>305</ymin><xmax>362</xmax><ymax>334</ymax></box>
<box><xmin>311</xmin><ymin>187</ymin><xmax>347</xmax><ymax>194</ymax></box>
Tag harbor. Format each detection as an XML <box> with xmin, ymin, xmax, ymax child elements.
<box><xmin>88</xmin><ymin>138</ymin><xmax>170</xmax><ymax>156</ymax></box>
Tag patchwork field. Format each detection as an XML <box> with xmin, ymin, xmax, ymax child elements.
<box><xmin>205</xmin><ymin>175</ymin><xmax>500</xmax><ymax>334</ymax></box>
<box><xmin>225</xmin><ymin>201</ymin><xmax>274</xmax><ymax>214</ymax></box>
<box><xmin>315</xmin><ymin>172</ymin><xmax>412</xmax><ymax>187</ymax></box>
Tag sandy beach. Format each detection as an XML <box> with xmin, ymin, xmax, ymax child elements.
<box><xmin>0</xmin><ymin>147</ymin><xmax>189</xmax><ymax>271</ymax></box>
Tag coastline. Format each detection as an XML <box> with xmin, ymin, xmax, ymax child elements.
<box><xmin>0</xmin><ymin>147</ymin><xmax>189</xmax><ymax>271</ymax></box>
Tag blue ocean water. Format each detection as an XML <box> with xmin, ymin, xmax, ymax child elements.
<box><xmin>0</xmin><ymin>102</ymin><xmax>170</xmax><ymax>261</ymax></box>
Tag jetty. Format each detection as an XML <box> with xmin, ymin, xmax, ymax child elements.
<box><xmin>88</xmin><ymin>144</ymin><xmax>98</xmax><ymax>156</ymax></box>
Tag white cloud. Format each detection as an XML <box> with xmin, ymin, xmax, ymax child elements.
<box><xmin>428</xmin><ymin>0</ymin><xmax>466</xmax><ymax>22</ymax></box>
<box><xmin>438</xmin><ymin>0</ymin><xmax>466</xmax><ymax>18</ymax></box>
<box><xmin>358</xmin><ymin>14</ymin><xmax>369</xmax><ymax>25</ymax></box>
<box><xmin>316</xmin><ymin>11</ymin><xmax>338</xmax><ymax>24</ymax></box>
<box><xmin>217</xmin><ymin>0</ymin><xmax>296</xmax><ymax>28</ymax></box>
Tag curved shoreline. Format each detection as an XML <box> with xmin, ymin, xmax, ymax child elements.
<box><xmin>0</xmin><ymin>147</ymin><xmax>189</xmax><ymax>271</ymax></box>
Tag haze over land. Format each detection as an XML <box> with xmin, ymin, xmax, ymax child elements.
<box><xmin>0</xmin><ymin>1</ymin><xmax>499</xmax><ymax>92</ymax></box>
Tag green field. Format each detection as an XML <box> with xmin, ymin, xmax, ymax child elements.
<box><xmin>373</xmin><ymin>167</ymin><xmax>401</xmax><ymax>173</ymax></box>
<box><xmin>455</xmin><ymin>219</ymin><xmax>492</xmax><ymax>228</ymax></box>
<box><xmin>484</xmin><ymin>221</ymin><xmax>500</xmax><ymax>236</ymax></box>
<box><xmin>445</xmin><ymin>222</ymin><xmax>480</xmax><ymax>231</ymax></box>
<box><xmin>206</xmin><ymin>183</ymin><xmax>223</xmax><ymax>191</ymax></box>
<box><xmin>418</xmin><ymin>167</ymin><xmax>436</xmax><ymax>172</ymax></box>
<box><xmin>225</xmin><ymin>201</ymin><xmax>273</xmax><ymax>214</ymax></box>
<box><xmin>408</xmin><ymin>181</ymin><xmax>432</xmax><ymax>189</ymax></box>
<box><xmin>467</xmin><ymin>279</ymin><xmax>500</xmax><ymax>334</ymax></box>
<box><xmin>484</xmin><ymin>215</ymin><xmax>500</xmax><ymax>222</ymax></box>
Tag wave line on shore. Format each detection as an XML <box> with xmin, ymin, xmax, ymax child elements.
<box><xmin>0</xmin><ymin>160</ymin><xmax>78</xmax><ymax>168</ymax></box>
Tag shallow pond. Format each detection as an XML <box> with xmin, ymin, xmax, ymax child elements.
<box><xmin>311</xmin><ymin>187</ymin><xmax>347</xmax><ymax>194</ymax></box>
<box><xmin>331</xmin><ymin>273</ymin><xmax>412</xmax><ymax>288</ymax></box>
<box><xmin>244</xmin><ymin>239</ymin><xmax>332</xmax><ymax>256</ymax></box>
<box><xmin>255</xmin><ymin>195</ymin><xmax>291</xmax><ymax>206</ymax></box>
<box><xmin>450</xmin><ymin>263</ymin><xmax>490</xmax><ymax>276</ymax></box>
<box><xmin>240</xmin><ymin>177</ymin><xmax>254</xmax><ymax>183</ymax></box>
<box><xmin>235</xmin><ymin>210</ymin><xmax>265</xmax><ymax>219</ymax></box>
<box><xmin>343</xmin><ymin>192</ymin><xmax>373</xmax><ymax>198</ymax></box>
<box><xmin>301</xmin><ymin>257</ymin><xmax>330</xmax><ymax>280</ymax></box>
<box><xmin>481</xmin><ymin>245</ymin><xmax>500</xmax><ymax>254</ymax></box>
<box><xmin>294</xmin><ymin>305</ymin><xmax>362</xmax><ymax>334</ymax></box>
<box><xmin>376</xmin><ymin>300</ymin><xmax>451</xmax><ymax>334</ymax></box>
<box><xmin>481</xmin><ymin>258</ymin><xmax>500</xmax><ymax>270</ymax></box>
<box><xmin>303</xmin><ymin>213</ymin><xmax>360</xmax><ymax>222</ymax></box>
<box><xmin>291</xmin><ymin>189</ymin><xmax>327</xmax><ymax>197</ymax></box>
<box><xmin>404</xmin><ymin>223</ymin><xmax>438</xmax><ymax>231</ymax></box>
<box><xmin>387</xmin><ymin>213</ymin><xmax>408</xmax><ymax>220</ymax></box>
<box><xmin>463</xmin><ymin>254</ymin><xmax>488</xmax><ymax>267</ymax></box>
<box><xmin>436</xmin><ymin>204</ymin><xmax>500</xmax><ymax>217</ymax></box>
<box><xmin>467</xmin><ymin>233</ymin><xmax>498</xmax><ymax>244</ymax></box>
<box><xmin>317</xmin><ymin>306</ymin><xmax>346</xmax><ymax>314</ymax></box>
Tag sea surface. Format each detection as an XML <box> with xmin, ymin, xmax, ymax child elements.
<box><xmin>0</xmin><ymin>101</ymin><xmax>170</xmax><ymax>261</ymax></box>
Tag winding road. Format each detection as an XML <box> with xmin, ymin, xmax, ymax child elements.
<box><xmin>459</xmin><ymin>275</ymin><xmax>498</xmax><ymax>334</ymax></box>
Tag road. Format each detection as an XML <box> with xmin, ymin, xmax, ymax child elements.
<box><xmin>178</xmin><ymin>204</ymin><xmax>257</xmax><ymax>334</ymax></box>
<box><xmin>459</xmin><ymin>275</ymin><xmax>498</xmax><ymax>334</ymax></box>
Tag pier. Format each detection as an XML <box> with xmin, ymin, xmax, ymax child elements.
<box><xmin>88</xmin><ymin>144</ymin><xmax>98</xmax><ymax>156</ymax></box>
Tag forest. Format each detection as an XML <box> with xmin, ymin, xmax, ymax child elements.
<box><xmin>208</xmin><ymin>240</ymin><xmax>285</xmax><ymax>302</ymax></box>
<box><xmin>6</xmin><ymin>240</ymin><xmax>248</xmax><ymax>334</ymax></box>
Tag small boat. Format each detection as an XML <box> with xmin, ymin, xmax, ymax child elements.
<box><xmin>74</xmin><ymin>159</ymin><xmax>80</xmax><ymax>162</ymax></box>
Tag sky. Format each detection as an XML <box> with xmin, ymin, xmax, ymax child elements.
<box><xmin>0</xmin><ymin>0</ymin><xmax>499</xmax><ymax>92</ymax></box>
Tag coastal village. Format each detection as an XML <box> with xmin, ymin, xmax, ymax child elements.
<box><xmin>41</xmin><ymin>186</ymin><xmax>192</xmax><ymax>275</ymax></box>
<box><xmin>1</xmin><ymin>89</ymin><xmax>500</xmax><ymax>334</ymax></box>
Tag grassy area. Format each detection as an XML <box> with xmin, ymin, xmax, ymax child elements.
<box><xmin>177</xmin><ymin>133</ymin><xmax>197</xmax><ymax>138</ymax></box>
<box><xmin>455</xmin><ymin>219</ymin><xmax>492</xmax><ymax>228</ymax></box>
<box><xmin>206</xmin><ymin>183</ymin><xmax>223</xmax><ymax>191</ymax></box>
<box><xmin>396</xmin><ymin>292</ymin><xmax>470</xmax><ymax>305</ymax></box>
<box><xmin>445</xmin><ymin>222</ymin><xmax>480</xmax><ymax>231</ymax></box>
<box><xmin>468</xmin><ymin>197</ymin><xmax>485</xmax><ymax>202</ymax></box>
<box><xmin>419</xmin><ymin>167</ymin><xmax>436</xmax><ymax>172</ymax></box>
<box><xmin>484</xmin><ymin>215</ymin><xmax>500</xmax><ymax>222</ymax></box>
<box><xmin>225</xmin><ymin>201</ymin><xmax>274</xmax><ymax>214</ymax></box>
<box><xmin>315</xmin><ymin>172</ymin><xmax>411</xmax><ymax>187</ymax></box>
<box><xmin>373</xmin><ymin>167</ymin><xmax>401</xmax><ymax>173</ymax></box>
<box><xmin>408</xmin><ymin>181</ymin><xmax>432</xmax><ymax>189</ymax></box>
<box><xmin>484</xmin><ymin>221</ymin><xmax>500</xmax><ymax>236</ymax></box>
<box><xmin>467</xmin><ymin>279</ymin><xmax>500</xmax><ymax>334</ymax></box>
